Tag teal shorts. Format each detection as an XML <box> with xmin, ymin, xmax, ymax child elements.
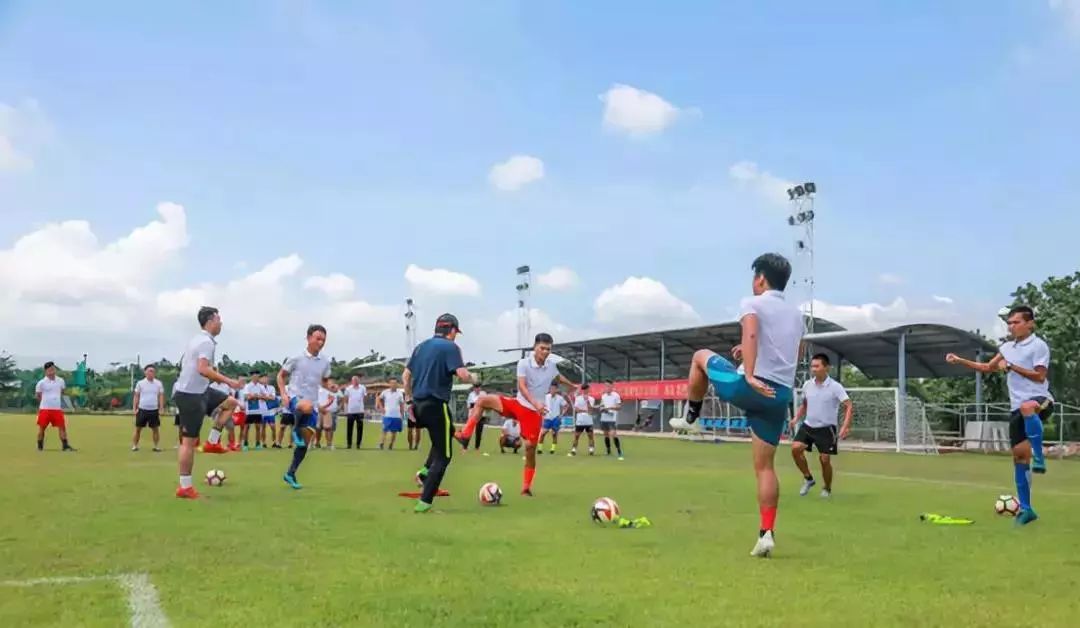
<box><xmin>706</xmin><ymin>355</ymin><xmax>792</xmax><ymax>446</ymax></box>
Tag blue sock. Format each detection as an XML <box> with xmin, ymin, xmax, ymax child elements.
<box><xmin>288</xmin><ymin>445</ymin><xmax>308</xmax><ymax>476</ymax></box>
<box><xmin>1024</xmin><ymin>413</ymin><xmax>1045</xmax><ymax>463</ymax></box>
<box><xmin>1014</xmin><ymin>462</ymin><xmax>1032</xmax><ymax>510</ymax></box>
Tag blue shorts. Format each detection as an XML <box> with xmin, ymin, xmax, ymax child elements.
<box><xmin>288</xmin><ymin>398</ymin><xmax>318</xmax><ymax>445</ymax></box>
<box><xmin>262</xmin><ymin>414</ymin><xmax>276</xmax><ymax>425</ymax></box>
<box><xmin>706</xmin><ymin>354</ymin><xmax>792</xmax><ymax>446</ymax></box>
<box><xmin>383</xmin><ymin>417</ymin><xmax>403</xmax><ymax>433</ymax></box>
<box><xmin>542</xmin><ymin>418</ymin><xmax>562</xmax><ymax>432</ymax></box>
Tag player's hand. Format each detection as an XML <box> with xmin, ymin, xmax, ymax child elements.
<box><xmin>731</xmin><ymin>345</ymin><xmax>743</xmax><ymax>361</ymax></box>
<box><xmin>745</xmin><ymin>375</ymin><xmax>775</xmax><ymax>398</ymax></box>
<box><xmin>227</xmin><ymin>378</ymin><xmax>243</xmax><ymax>390</ymax></box>
<box><xmin>944</xmin><ymin>353</ymin><xmax>959</xmax><ymax>364</ymax></box>
<box><xmin>788</xmin><ymin>419</ymin><xmax>798</xmax><ymax>433</ymax></box>
<box><xmin>839</xmin><ymin>425</ymin><xmax>851</xmax><ymax>440</ymax></box>
<box><xmin>997</xmin><ymin>360</ymin><xmax>1010</xmax><ymax>373</ymax></box>
<box><xmin>469</xmin><ymin>373</ymin><xmax>480</xmax><ymax>385</ymax></box>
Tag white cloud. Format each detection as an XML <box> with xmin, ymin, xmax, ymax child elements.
<box><xmin>304</xmin><ymin>273</ymin><xmax>355</xmax><ymax>300</ymax></box>
<box><xmin>1050</xmin><ymin>0</ymin><xmax>1080</xmax><ymax>36</ymax></box>
<box><xmin>0</xmin><ymin>99</ymin><xmax>51</xmax><ymax>173</ymax></box>
<box><xmin>728</xmin><ymin>160</ymin><xmax>795</xmax><ymax>206</ymax></box>
<box><xmin>599</xmin><ymin>84</ymin><xmax>686</xmax><ymax>137</ymax></box>
<box><xmin>536</xmin><ymin>266</ymin><xmax>579</xmax><ymax>291</ymax></box>
<box><xmin>932</xmin><ymin>295</ymin><xmax>954</xmax><ymax>305</ymax></box>
<box><xmin>593</xmin><ymin>277</ymin><xmax>700</xmax><ymax>331</ymax></box>
<box><xmin>877</xmin><ymin>273</ymin><xmax>906</xmax><ymax>285</ymax></box>
<box><xmin>405</xmin><ymin>264</ymin><xmax>481</xmax><ymax>297</ymax></box>
<box><xmin>488</xmin><ymin>155</ymin><xmax>545</xmax><ymax>192</ymax></box>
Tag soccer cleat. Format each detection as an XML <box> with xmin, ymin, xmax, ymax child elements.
<box><xmin>668</xmin><ymin>417</ymin><xmax>702</xmax><ymax>433</ymax></box>
<box><xmin>750</xmin><ymin>531</ymin><xmax>775</xmax><ymax>558</ymax></box>
<box><xmin>414</xmin><ymin>501</ymin><xmax>433</xmax><ymax>514</ymax></box>
<box><xmin>453</xmin><ymin>431</ymin><xmax>471</xmax><ymax>450</ymax></box>
<box><xmin>799</xmin><ymin>478</ymin><xmax>816</xmax><ymax>497</ymax></box>
<box><xmin>202</xmin><ymin>443</ymin><xmax>229</xmax><ymax>454</ymax></box>
<box><xmin>820</xmin><ymin>489</ymin><xmax>831</xmax><ymax>499</ymax></box>
<box><xmin>272</xmin><ymin>444</ymin><xmax>282</xmax><ymax>449</ymax></box>
<box><xmin>255</xmin><ymin>443</ymin><xmax>263</xmax><ymax>451</ymax></box>
<box><xmin>62</xmin><ymin>445</ymin><xmax>77</xmax><ymax>452</ymax></box>
<box><xmin>588</xmin><ymin>448</ymin><xmax>595</xmax><ymax>456</ymax></box>
<box><xmin>521</xmin><ymin>488</ymin><xmax>534</xmax><ymax>497</ymax></box>
<box><xmin>549</xmin><ymin>447</ymin><xmax>556</xmax><ymax>455</ymax></box>
<box><xmin>283</xmin><ymin>473</ymin><xmax>303</xmax><ymax>490</ymax></box>
<box><xmin>242</xmin><ymin>444</ymin><xmax>249</xmax><ymax>452</ymax></box>
<box><xmin>1015</xmin><ymin>508</ymin><xmax>1039</xmax><ymax>526</ymax></box>
<box><xmin>537</xmin><ymin>449</ymin><xmax>543</xmax><ymax>455</ymax></box>
<box><xmin>1031</xmin><ymin>458</ymin><xmax>1047</xmax><ymax>475</ymax></box>
<box><xmin>618</xmin><ymin>455</ymin><xmax>625</xmax><ymax>461</ymax></box>
<box><xmin>175</xmin><ymin>486</ymin><xmax>200</xmax><ymax>499</ymax></box>
<box><xmin>131</xmin><ymin>446</ymin><xmax>139</xmax><ymax>452</ymax></box>
<box><xmin>152</xmin><ymin>447</ymin><xmax>163</xmax><ymax>453</ymax></box>
<box><xmin>228</xmin><ymin>443</ymin><xmax>240</xmax><ymax>452</ymax></box>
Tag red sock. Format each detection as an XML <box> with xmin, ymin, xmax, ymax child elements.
<box><xmin>760</xmin><ymin>505</ymin><xmax>777</xmax><ymax>532</ymax></box>
<box><xmin>523</xmin><ymin>466</ymin><xmax>536</xmax><ymax>489</ymax></box>
<box><xmin>460</xmin><ymin>415</ymin><xmax>479</xmax><ymax>438</ymax></box>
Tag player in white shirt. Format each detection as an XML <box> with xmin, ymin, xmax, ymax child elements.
<box><xmin>538</xmin><ymin>382</ymin><xmax>570</xmax><ymax>455</ymax></box>
<box><xmin>131</xmin><ymin>365</ymin><xmax>166</xmax><ymax>452</ymax></box>
<box><xmin>230</xmin><ymin>375</ymin><xmax>248</xmax><ymax>451</ymax></box>
<box><xmin>242</xmin><ymin>373</ymin><xmax>265</xmax><ymax>451</ymax></box>
<box><xmin>674</xmin><ymin>253</ymin><xmax>803</xmax><ymax>557</ymax></box>
<box><xmin>569</xmin><ymin>383</ymin><xmax>597</xmax><ymax>456</ymax></box>
<box><xmin>343</xmin><ymin>376</ymin><xmax>368</xmax><ymax>449</ymax></box>
<box><xmin>259</xmin><ymin>373</ymin><xmax>279</xmax><ymax>449</ymax></box>
<box><xmin>377</xmin><ymin>378</ymin><xmax>406</xmax><ymax>450</ymax></box>
<box><xmin>315</xmin><ymin>380</ymin><xmax>338</xmax><ymax>449</ymax></box>
<box><xmin>456</xmin><ymin>333</ymin><xmax>579</xmax><ymax>496</ymax></box>
<box><xmin>947</xmin><ymin>305</ymin><xmax>1052</xmax><ymax>526</ymax></box>
<box><xmin>599</xmin><ymin>381</ymin><xmax>625</xmax><ymax>460</ymax></box>
<box><xmin>500</xmin><ymin>418</ymin><xmax>522</xmax><ymax>454</ymax></box>
<box><xmin>35</xmin><ymin>361</ymin><xmax>76</xmax><ymax>452</ymax></box>
<box><xmin>789</xmin><ymin>354</ymin><xmax>852</xmax><ymax>498</ymax></box>
<box><xmin>463</xmin><ymin>384</ymin><xmax>486</xmax><ymax>453</ymax></box>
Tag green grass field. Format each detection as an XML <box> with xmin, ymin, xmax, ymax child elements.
<box><xmin>2</xmin><ymin>414</ymin><xmax>1079</xmax><ymax>627</ymax></box>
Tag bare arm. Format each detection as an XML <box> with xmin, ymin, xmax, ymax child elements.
<box><xmin>402</xmin><ymin>368</ymin><xmax>413</xmax><ymax>400</ymax></box>
<box><xmin>376</xmin><ymin>393</ymin><xmax>385</xmax><ymax>413</ymax></box>
<box><xmin>518</xmin><ymin>375</ymin><xmax>545</xmax><ymax>412</ymax></box>
<box><xmin>132</xmin><ymin>390</ymin><xmax>141</xmax><ymax>413</ymax></box>
<box><xmin>1008</xmin><ymin>364</ymin><xmax>1047</xmax><ymax>384</ymax></box>
<box><xmin>839</xmin><ymin>399</ymin><xmax>854</xmax><ymax>438</ymax></box>
<box><xmin>793</xmin><ymin>399</ymin><xmax>807</xmax><ymax>422</ymax></box>
<box><xmin>277</xmin><ymin>369</ymin><xmax>290</xmax><ymax>403</ymax></box>
<box><xmin>945</xmin><ymin>352</ymin><xmax>1003</xmax><ymax>374</ymax></box>
<box><xmin>197</xmin><ymin>358</ymin><xmax>238</xmax><ymax>388</ymax></box>
<box><xmin>455</xmin><ymin>366</ymin><xmax>478</xmax><ymax>384</ymax></box>
<box><xmin>557</xmin><ymin>374</ymin><xmax>579</xmax><ymax>391</ymax></box>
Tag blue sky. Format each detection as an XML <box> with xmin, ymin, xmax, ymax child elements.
<box><xmin>1</xmin><ymin>1</ymin><xmax>1078</xmax><ymax>367</ymax></box>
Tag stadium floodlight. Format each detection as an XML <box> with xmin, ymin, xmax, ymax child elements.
<box><xmin>804</xmin><ymin>182</ymin><xmax>816</xmax><ymax>194</ymax></box>
<box><xmin>793</xmin><ymin>184</ymin><xmax>805</xmax><ymax>197</ymax></box>
<box><xmin>516</xmin><ymin>265</ymin><xmax>531</xmax><ymax>276</ymax></box>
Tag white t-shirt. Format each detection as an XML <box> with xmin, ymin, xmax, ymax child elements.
<box><xmin>175</xmin><ymin>331</ymin><xmax>217</xmax><ymax>394</ymax></box>
<box><xmin>319</xmin><ymin>388</ymin><xmax>340</xmax><ymax>414</ymax></box>
<box><xmin>738</xmin><ymin>290</ymin><xmax>803</xmax><ymax>388</ymax></box>
<box><xmin>544</xmin><ymin>393</ymin><xmax>567</xmax><ymax>419</ymax></box>
<box><xmin>999</xmin><ymin>335</ymin><xmax>1053</xmax><ymax>410</ymax></box>
<box><xmin>502</xmin><ymin>419</ymin><xmax>521</xmax><ymax>439</ymax></box>
<box><xmin>381</xmin><ymin>389</ymin><xmax>405</xmax><ymax>418</ymax></box>
<box><xmin>244</xmin><ymin>382</ymin><xmax>264</xmax><ymax>415</ymax></box>
<box><xmin>516</xmin><ymin>356</ymin><xmax>561</xmax><ymax>412</ymax></box>
<box><xmin>344</xmin><ymin>384</ymin><xmax>367</xmax><ymax>414</ymax></box>
<box><xmin>600</xmin><ymin>391</ymin><xmax>622</xmax><ymax>423</ymax></box>
<box><xmin>36</xmin><ymin>377</ymin><xmax>65</xmax><ymax>410</ymax></box>
<box><xmin>134</xmin><ymin>378</ymin><xmax>165</xmax><ymax>411</ymax></box>
<box><xmin>801</xmin><ymin>377</ymin><xmax>850</xmax><ymax>428</ymax></box>
<box><xmin>467</xmin><ymin>391</ymin><xmax>479</xmax><ymax>406</ymax></box>
<box><xmin>573</xmin><ymin>393</ymin><xmax>595</xmax><ymax>426</ymax></box>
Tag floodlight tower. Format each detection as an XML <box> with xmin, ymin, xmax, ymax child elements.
<box><xmin>404</xmin><ymin>298</ymin><xmax>417</xmax><ymax>353</ymax></box>
<box><xmin>787</xmin><ymin>182</ymin><xmax>817</xmax><ymax>381</ymax></box>
<box><xmin>515</xmin><ymin>265</ymin><xmax>532</xmax><ymax>356</ymax></box>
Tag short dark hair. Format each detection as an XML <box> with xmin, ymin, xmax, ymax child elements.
<box><xmin>605</xmin><ymin>379</ymin><xmax>614</xmax><ymax>385</ymax></box>
<box><xmin>43</xmin><ymin>361</ymin><xmax>55</xmax><ymax>370</ymax></box>
<box><xmin>197</xmin><ymin>306</ymin><xmax>219</xmax><ymax>328</ymax></box>
<box><xmin>811</xmin><ymin>353</ymin><xmax>831</xmax><ymax>367</ymax></box>
<box><xmin>581</xmin><ymin>383</ymin><xmax>590</xmax><ymax>390</ymax></box>
<box><xmin>549</xmin><ymin>382</ymin><xmax>559</xmax><ymax>388</ymax></box>
<box><xmin>144</xmin><ymin>364</ymin><xmax>155</xmax><ymax>371</ymax></box>
<box><xmin>307</xmin><ymin>324</ymin><xmax>327</xmax><ymax>337</ymax></box>
<box><xmin>534</xmin><ymin>332</ymin><xmax>554</xmax><ymax>346</ymax></box>
<box><xmin>751</xmin><ymin>253</ymin><xmax>792</xmax><ymax>291</ymax></box>
<box><xmin>1008</xmin><ymin>306</ymin><xmax>1035</xmax><ymax>322</ymax></box>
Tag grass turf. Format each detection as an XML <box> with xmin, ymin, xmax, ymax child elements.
<box><xmin>2</xmin><ymin>414</ymin><xmax>1079</xmax><ymax>627</ymax></box>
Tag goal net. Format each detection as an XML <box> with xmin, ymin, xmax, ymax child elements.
<box><xmin>809</xmin><ymin>387</ymin><xmax>938</xmax><ymax>454</ymax></box>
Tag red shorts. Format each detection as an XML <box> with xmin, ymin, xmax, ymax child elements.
<box><xmin>498</xmin><ymin>398</ymin><xmax>542</xmax><ymax>444</ymax></box>
<box><xmin>37</xmin><ymin>409</ymin><xmax>66</xmax><ymax>429</ymax></box>
<box><xmin>235</xmin><ymin>411</ymin><xmax>247</xmax><ymax>426</ymax></box>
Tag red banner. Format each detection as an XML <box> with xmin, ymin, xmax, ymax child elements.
<box><xmin>584</xmin><ymin>379</ymin><xmax>688</xmax><ymax>401</ymax></box>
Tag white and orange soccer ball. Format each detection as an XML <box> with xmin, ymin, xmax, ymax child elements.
<box><xmin>591</xmin><ymin>497</ymin><xmax>620</xmax><ymax>524</ymax></box>
<box><xmin>205</xmin><ymin>469</ymin><xmax>226</xmax><ymax>487</ymax></box>
<box><xmin>478</xmin><ymin>482</ymin><xmax>502</xmax><ymax>505</ymax></box>
<box><xmin>995</xmin><ymin>494</ymin><xmax>1019</xmax><ymax>517</ymax></box>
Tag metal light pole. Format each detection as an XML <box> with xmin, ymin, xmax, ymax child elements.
<box><xmin>516</xmin><ymin>265</ymin><xmax>531</xmax><ymax>357</ymax></box>
<box><xmin>787</xmin><ymin>181</ymin><xmax>817</xmax><ymax>383</ymax></box>
<box><xmin>404</xmin><ymin>298</ymin><xmax>417</xmax><ymax>353</ymax></box>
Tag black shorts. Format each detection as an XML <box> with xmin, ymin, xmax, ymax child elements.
<box><xmin>794</xmin><ymin>424</ymin><xmax>838</xmax><ymax>455</ymax></box>
<box><xmin>135</xmin><ymin>409</ymin><xmax>161</xmax><ymax>428</ymax></box>
<box><xmin>281</xmin><ymin>413</ymin><xmax>295</xmax><ymax>426</ymax></box>
<box><xmin>1009</xmin><ymin>397</ymin><xmax>1054</xmax><ymax>448</ymax></box>
<box><xmin>174</xmin><ymin>413</ymin><xmax>180</xmax><ymax>426</ymax></box>
<box><xmin>575</xmin><ymin>425</ymin><xmax>593</xmax><ymax>434</ymax></box>
<box><xmin>600</xmin><ymin>420</ymin><xmax>617</xmax><ymax>433</ymax></box>
<box><xmin>174</xmin><ymin>388</ymin><xmax>230</xmax><ymax>438</ymax></box>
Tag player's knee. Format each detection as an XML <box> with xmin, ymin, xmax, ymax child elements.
<box><xmin>791</xmin><ymin>442</ymin><xmax>805</xmax><ymax>455</ymax></box>
<box><xmin>1020</xmin><ymin>400</ymin><xmax>1040</xmax><ymax>415</ymax></box>
<box><xmin>819</xmin><ymin>454</ymin><xmax>831</xmax><ymax>465</ymax></box>
<box><xmin>692</xmin><ymin>349</ymin><xmax>714</xmax><ymax>368</ymax></box>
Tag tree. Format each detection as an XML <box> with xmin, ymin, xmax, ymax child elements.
<box><xmin>0</xmin><ymin>352</ymin><xmax>18</xmax><ymax>402</ymax></box>
<box><xmin>1009</xmin><ymin>271</ymin><xmax>1080</xmax><ymax>405</ymax></box>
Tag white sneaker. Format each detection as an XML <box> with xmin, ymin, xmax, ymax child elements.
<box><xmin>131</xmin><ymin>446</ymin><xmax>139</xmax><ymax>452</ymax></box>
<box><xmin>820</xmin><ymin>489</ymin><xmax>831</xmax><ymax>499</ymax></box>
<box><xmin>669</xmin><ymin>417</ymin><xmax>702</xmax><ymax>433</ymax></box>
<box><xmin>750</xmin><ymin>531</ymin><xmax>775</xmax><ymax>558</ymax></box>
<box><xmin>799</xmin><ymin>478</ymin><xmax>816</xmax><ymax>496</ymax></box>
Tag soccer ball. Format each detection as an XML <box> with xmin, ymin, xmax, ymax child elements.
<box><xmin>478</xmin><ymin>482</ymin><xmax>502</xmax><ymax>505</ymax></box>
<box><xmin>591</xmin><ymin>497</ymin><xmax>620</xmax><ymax>524</ymax></box>
<box><xmin>205</xmin><ymin>469</ymin><xmax>226</xmax><ymax>487</ymax></box>
<box><xmin>995</xmin><ymin>494</ymin><xmax>1020</xmax><ymax>517</ymax></box>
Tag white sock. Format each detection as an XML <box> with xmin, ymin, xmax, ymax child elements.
<box><xmin>208</xmin><ymin>428</ymin><xmax>222</xmax><ymax>445</ymax></box>
<box><xmin>179</xmin><ymin>475</ymin><xmax>193</xmax><ymax>489</ymax></box>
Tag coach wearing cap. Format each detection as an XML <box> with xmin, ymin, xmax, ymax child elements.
<box><xmin>403</xmin><ymin>313</ymin><xmax>478</xmax><ymax>513</ymax></box>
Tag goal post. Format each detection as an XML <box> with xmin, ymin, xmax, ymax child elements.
<box><xmin>793</xmin><ymin>386</ymin><xmax>939</xmax><ymax>454</ymax></box>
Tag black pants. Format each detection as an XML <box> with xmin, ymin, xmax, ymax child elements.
<box><xmin>346</xmin><ymin>413</ymin><xmax>365</xmax><ymax>447</ymax></box>
<box><xmin>416</xmin><ymin>398</ymin><xmax>453</xmax><ymax>504</ymax></box>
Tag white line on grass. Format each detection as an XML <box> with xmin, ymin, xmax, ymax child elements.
<box><xmin>0</xmin><ymin>573</ymin><xmax>170</xmax><ymax>627</ymax></box>
<box><xmin>846</xmin><ymin>471</ymin><xmax>1080</xmax><ymax>497</ymax></box>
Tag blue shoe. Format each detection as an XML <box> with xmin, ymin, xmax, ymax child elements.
<box><xmin>283</xmin><ymin>473</ymin><xmax>302</xmax><ymax>490</ymax></box>
<box><xmin>1031</xmin><ymin>457</ymin><xmax>1047</xmax><ymax>475</ymax></box>
<box><xmin>1015</xmin><ymin>508</ymin><xmax>1038</xmax><ymax>526</ymax></box>
<box><xmin>255</xmin><ymin>443</ymin><xmax>263</xmax><ymax>451</ymax></box>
